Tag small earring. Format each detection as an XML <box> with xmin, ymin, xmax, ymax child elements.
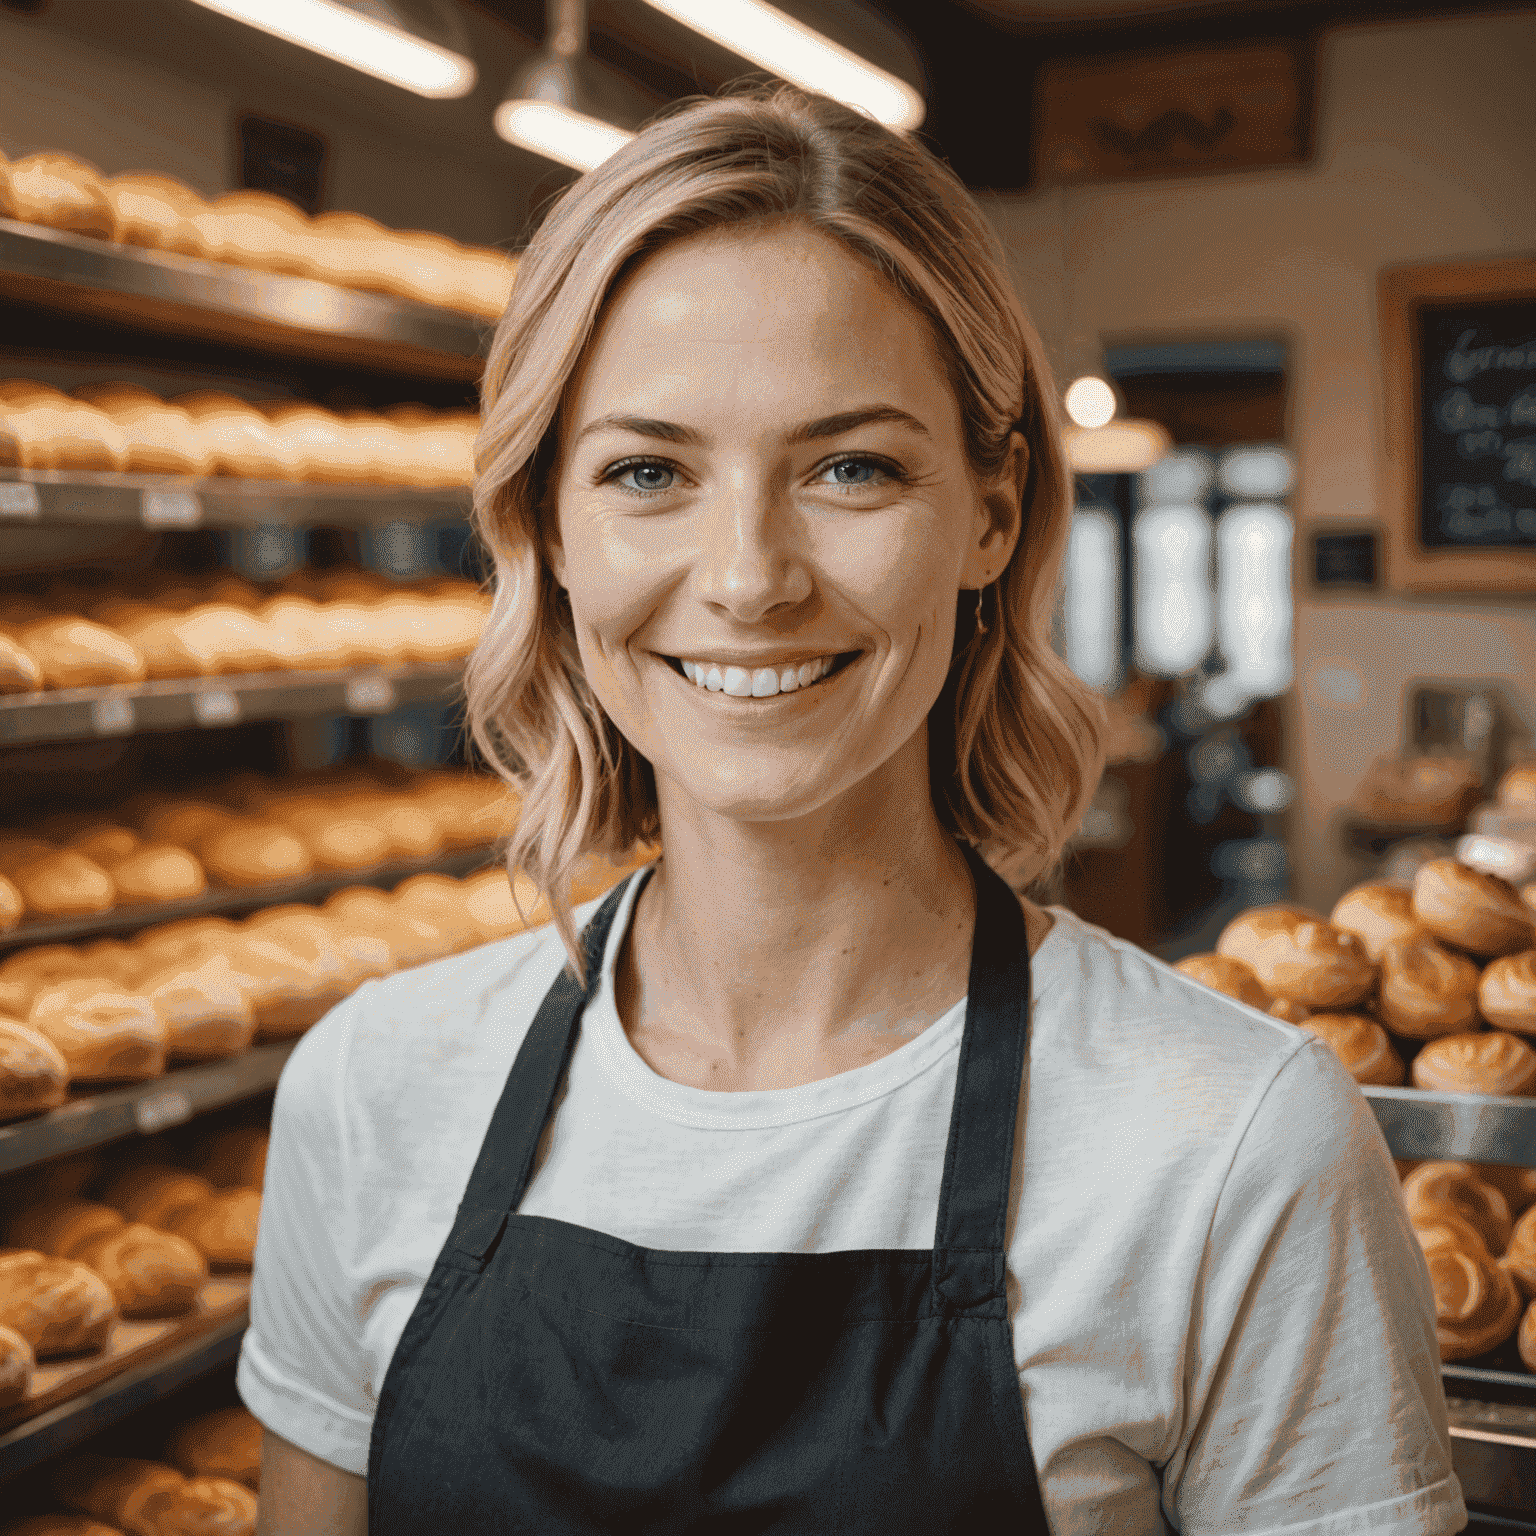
<box><xmin>975</xmin><ymin>584</ymin><xmax>989</xmax><ymax>638</ymax></box>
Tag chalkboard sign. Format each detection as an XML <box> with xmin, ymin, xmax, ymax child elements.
<box><xmin>1380</xmin><ymin>257</ymin><xmax>1536</xmax><ymax>592</ymax></box>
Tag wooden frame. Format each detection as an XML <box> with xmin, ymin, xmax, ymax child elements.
<box><xmin>1379</xmin><ymin>256</ymin><xmax>1536</xmax><ymax>593</ymax></box>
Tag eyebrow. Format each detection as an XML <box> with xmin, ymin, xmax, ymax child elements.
<box><xmin>573</xmin><ymin>404</ymin><xmax>931</xmax><ymax>448</ymax></box>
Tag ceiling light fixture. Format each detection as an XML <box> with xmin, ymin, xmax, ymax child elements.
<box><xmin>186</xmin><ymin>0</ymin><xmax>477</xmax><ymax>99</ymax></box>
<box><xmin>494</xmin><ymin>0</ymin><xmax>638</xmax><ymax>171</ymax></box>
<box><xmin>637</xmin><ymin>0</ymin><xmax>924</xmax><ymax>132</ymax></box>
<box><xmin>1063</xmin><ymin>374</ymin><xmax>1117</xmax><ymax>430</ymax></box>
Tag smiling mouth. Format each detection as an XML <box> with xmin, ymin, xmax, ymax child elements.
<box><xmin>662</xmin><ymin>651</ymin><xmax>862</xmax><ymax>698</ymax></box>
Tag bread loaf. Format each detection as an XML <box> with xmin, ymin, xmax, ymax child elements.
<box><xmin>8</xmin><ymin>616</ymin><xmax>147</xmax><ymax>689</ymax></box>
<box><xmin>1376</xmin><ymin>933</ymin><xmax>1481</xmax><ymax>1039</ymax></box>
<box><xmin>72</xmin><ymin>384</ymin><xmax>207</xmax><ymax>477</ymax></box>
<box><xmin>221</xmin><ymin>928</ymin><xmax>347</xmax><ymax>1039</ymax></box>
<box><xmin>98</xmin><ymin>1166</ymin><xmax>214</xmax><ymax>1230</ymax></box>
<box><xmin>1297</xmin><ymin>1013</ymin><xmax>1405</xmax><ymax>1086</ymax></box>
<box><xmin>105</xmin><ymin>170</ymin><xmax>209</xmax><ymax>257</ymax></box>
<box><xmin>0</xmin><ymin>848</ymin><xmax>115</xmax><ymax>917</ymax></box>
<box><xmin>0</xmin><ymin>153</ymin><xmax>114</xmax><ymax>238</ymax></box>
<box><xmin>171</xmin><ymin>391</ymin><xmax>289</xmax><ymax>480</ymax></box>
<box><xmin>186</xmin><ymin>1125</ymin><xmax>268</xmax><ymax>1192</ymax></box>
<box><xmin>53</xmin><ymin>1454</ymin><xmax>259</xmax><ymax>1536</ymax></box>
<box><xmin>0</xmin><ymin>1016</ymin><xmax>69</xmax><ymax>1123</ymax></box>
<box><xmin>0</xmin><ymin>1251</ymin><xmax>117</xmax><ymax>1358</ymax></box>
<box><xmin>191</xmin><ymin>189</ymin><xmax>316</xmax><ymax>281</ymax></box>
<box><xmin>94</xmin><ymin>842</ymin><xmax>206</xmax><ymax>906</ymax></box>
<box><xmin>164</xmin><ymin>1404</ymin><xmax>263</xmax><ymax>1491</ymax></box>
<box><xmin>72</xmin><ymin>1223</ymin><xmax>207</xmax><ymax>1319</ymax></box>
<box><xmin>1215</xmin><ymin>905</ymin><xmax>1376</xmax><ymax>1006</ymax></box>
<box><xmin>140</xmin><ymin>953</ymin><xmax>257</xmax><ymax>1061</ymax></box>
<box><xmin>165</xmin><ymin>1188</ymin><xmax>259</xmax><ymax>1270</ymax></box>
<box><xmin>0</xmin><ymin>1320</ymin><xmax>33</xmax><ymax>1409</ymax></box>
<box><xmin>5</xmin><ymin>1199</ymin><xmax>124</xmax><ymax>1260</ymax></box>
<box><xmin>28</xmin><ymin>978</ymin><xmax>166</xmax><ymax>1082</ymax></box>
<box><xmin>1479</xmin><ymin>950</ymin><xmax>1536</xmax><ymax>1035</ymax></box>
<box><xmin>1413</xmin><ymin>857</ymin><xmax>1536</xmax><ymax>958</ymax></box>
<box><xmin>195</xmin><ymin>821</ymin><xmax>314</xmax><ymax>886</ymax></box>
<box><xmin>1411</xmin><ymin>1031</ymin><xmax>1536</xmax><ymax>1096</ymax></box>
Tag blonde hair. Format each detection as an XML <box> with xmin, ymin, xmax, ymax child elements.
<box><xmin>467</xmin><ymin>84</ymin><xmax>1106</xmax><ymax>979</ymax></box>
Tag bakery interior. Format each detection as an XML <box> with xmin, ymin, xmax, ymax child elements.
<box><xmin>1</xmin><ymin>0</ymin><xmax>1535</xmax><ymax>1528</ymax></box>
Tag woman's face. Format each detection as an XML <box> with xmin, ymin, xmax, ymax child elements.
<box><xmin>549</xmin><ymin>220</ymin><xmax>1020</xmax><ymax>827</ymax></box>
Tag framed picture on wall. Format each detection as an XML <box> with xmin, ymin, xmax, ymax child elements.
<box><xmin>1379</xmin><ymin>255</ymin><xmax>1536</xmax><ymax>592</ymax></box>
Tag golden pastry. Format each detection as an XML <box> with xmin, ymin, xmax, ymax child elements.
<box><xmin>1329</xmin><ymin>882</ymin><xmax>1426</xmax><ymax>962</ymax></box>
<box><xmin>257</xmin><ymin>593</ymin><xmax>355</xmax><ymax>671</ymax></box>
<box><xmin>0</xmin><ymin>1250</ymin><xmax>117</xmax><ymax>1358</ymax></box>
<box><xmin>190</xmin><ymin>188</ymin><xmax>317</xmax><ymax>279</ymax></box>
<box><xmin>393</xmin><ymin>873</ymin><xmax>481</xmax><ymax>954</ymax></box>
<box><xmin>0</xmin><ymin>1016</ymin><xmax>69</xmax><ymax>1123</ymax></box>
<box><xmin>0</xmin><ymin>633</ymin><xmax>42</xmax><ymax>695</ymax></box>
<box><xmin>1413</xmin><ymin>857</ymin><xmax>1536</xmax><ymax>958</ymax></box>
<box><xmin>5</xmin><ymin>1200</ymin><xmax>124</xmax><ymax>1260</ymax></box>
<box><xmin>166</xmin><ymin>1188</ymin><xmax>260</xmax><ymax>1270</ymax></box>
<box><xmin>221</xmin><ymin>927</ymin><xmax>348</xmax><ymax>1039</ymax></box>
<box><xmin>0</xmin><ymin>849</ymin><xmax>115</xmax><ymax>917</ymax></box>
<box><xmin>1298</xmin><ymin>1013</ymin><xmax>1405</xmax><ymax>1086</ymax></box>
<box><xmin>195</xmin><ymin>821</ymin><xmax>314</xmax><ymax>886</ymax></box>
<box><xmin>98</xmin><ymin>1166</ymin><xmax>214</xmax><ymax>1231</ymax></box>
<box><xmin>1502</xmin><ymin>1205</ymin><xmax>1536</xmax><ymax>1299</ymax></box>
<box><xmin>1411</xmin><ymin>1031</ymin><xmax>1536</xmax><ymax>1097</ymax></box>
<box><xmin>1403</xmin><ymin>1161</ymin><xmax>1513</xmax><ymax>1254</ymax></box>
<box><xmin>1479</xmin><ymin>950</ymin><xmax>1536</xmax><ymax>1035</ymax></box>
<box><xmin>71</xmin><ymin>1222</ymin><xmax>207</xmax><ymax>1319</ymax></box>
<box><xmin>28</xmin><ymin>978</ymin><xmax>166</xmax><ymax>1082</ymax></box>
<box><xmin>1172</xmin><ymin>953</ymin><xmax>1272</xmax><ymax>1009</ymax></box>
<box><xmin>279</xmin><ymin>805</ymin><xmax>393</xmax><ymax>870</ymax></box>
<box><xmin>1415</xmin><ymin>1230</ymin><xmax>1524</xmax><ymax>1360</ymax></box>
<box><xmin>1376</xmin><ymin>933</ymin><xmax>1481</xmax><ymax>1039</ymax></box>
<box><xmin>1496</xmin><ymin>763</ymin><xmax>1536</xmax><ymax>812</ymax></box>
<box><xmin>1214</xmin><ymin>905</ymin><xmax>1376</xmax><ymax>1007</ymax></box>
<box><xmin>1</xmin><ymin>1513</ymin><xmax>123</xmax><ymax>1536</ymax></box>
<box><xmin>9</xmin><ymin>615</ymin><xmax>147</xmax><ymax>689</ymax></box>
<box><xmin>0</xmin><ymin>946</ymin><xmax>92</xmax><ymax>1018</ymax></box>
<box><xmin>0</xmin><ymin>153</ymin><xmax>114</xmax><ymax>238</ymax></box>
<box><xmin>104</xmin><ymin>170</ymin><xmax>209</xmax><ymax>257</ymax></box>
<box><xmin>257</xmin><ymin>400</ymin><xmax>370</xmax><ymax>483</ymax></box>
<box><xmin>0</xmin><ymin>385</ymin><xmax>127</xmax><ymax>472</ymax></box>
<box><xmin>93</xmin><ymin>842</ymin><xmax>206</xmax><ymax>905</ymax></box>
<box><xmin>462</xmin><ymin>868</ymin><xmax>540</xmax><ymax>941</ymax></box>
<box><xmin>186</xmin><ymin>1125</ymin><xmax>269</xmax><ymax>1192</ymax></box>
<box><xmin>1476</xmin><ymin>1162</ymin><xmax>1536</xmax><ymax>1218</ymax></box>
<box><xmin>71</xmin><ymin>383</ymin><xmax>207</xmax><ymax>477</ymax></box>
<box><xmin>306</xmin><ymin>209</ymin><xmax>402</xmax><ymax>292</ymax></box>
<box><xmin>171</xmin><ymin>390</ymin><xmax>290</xmax><ymax>480</ymax></box>
<box><xmin>165</xmin><ymin>1404</ymin><xmax>264</xmax><ymax>1490</ymax></box>
<box><xmin>53</xmin><ymin>1454</ymin><xmax>260</xmax><ymax>1536</ymax></box>
<box><xmin>139</xmin><ymin>953</ymin><xmax>257</xmax><ymax>1061</ymax></box>
<box><xmin>0</xmin><ymin>1320</ymin><xmax>33</xmax><ymax>1409</ymax></box>
<box><xmin>454</xmin><ymin>243</ymin><xmax>519</xmax><ymax>321</ymax></box>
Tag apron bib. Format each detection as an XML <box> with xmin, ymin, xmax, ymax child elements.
<box><xmin>368</xmin><ymin>843</ymin><xmax>1050</xmax><ymax>1533</ymax></box>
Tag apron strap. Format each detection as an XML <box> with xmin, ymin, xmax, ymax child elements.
<box><xmin>930</xmin><ymin>843</ymin><xmax>1033</xmax><ymax>1315</ymax></box>
<box><xmin>444</xmin><ymin>874</ymin><xmax>636</xmax><ymax>1269</ymax></box>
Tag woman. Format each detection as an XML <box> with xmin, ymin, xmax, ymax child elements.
<box><xmin>243</xmin><ymin>88</ymin><xmax>1463</xmax><ymax>1535</ymax></box>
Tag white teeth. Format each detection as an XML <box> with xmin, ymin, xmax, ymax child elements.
<box><xmin>752</xmin><ymin>667</ymin><xmax>779</xmax><ymax>697</ymax></box>
<box><xmin>705</xmin><ymin>665</ymin><xmax>723</xmax><ymax>691</ymax></box>
<box><xmin>722</xmin><ymin>666</ymin><xmax>752</xmax><ymax>697</ymax></box>
<box><xmin>797</xmin><ymin>661</ymin><xmax>817</xmax><ymax>688</ymax></box>
<box><xmin>778</xmin><ymin>666</ymin><xmax>799</xmax><ymax>693</ymax></box>
<box><xmin>676</xmin><ymin>654</ymin><xmax>842</xmax><ymax>695</ymax></box>
<box><xmin>682</xmin><ymin>660</ymin><xmax>698</xmax><ymax>683</ymax></box>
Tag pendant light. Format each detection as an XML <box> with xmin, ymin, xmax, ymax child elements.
<box><xmin>186</xmin><ymin>0</ymin><xmax>477</xmax><ymax>99</ymax></box>
<box><xmin>494</xmin><ymin>0</ymin><xmax>638</xmax><ymax>172</ymax></box>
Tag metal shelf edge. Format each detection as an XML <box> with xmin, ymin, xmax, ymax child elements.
<box><xmin>1362</xmin><ymin>1086</ymin><xmax>1536</xmax><ymax>1166</ymax></box>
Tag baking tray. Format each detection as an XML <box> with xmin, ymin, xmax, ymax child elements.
<box><xmin>1363</xmin><ymin>1086</ymin><xmax>1536</xmax><ymax>1167</ymax></box>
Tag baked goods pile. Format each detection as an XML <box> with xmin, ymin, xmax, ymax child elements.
<box><xmin>0</xmin><ymin>761</ymin><xmax>513</xmax><ymax>928</ymax></box>
<box><xmin>0</xmin><ymin>568</ymin><xmax>489</xmax><ymax>695</ymax></box>
<box><xmin>0</xmin><ymin>1128</ymin><xmax>267</xmax><ymax>1413</ymax></box>
<box><xmin>1397</xmin><ymin>1159</ymin><xmax>1536</xmax><ymax>1368</ymax></box>
<box><xmin>0</xmin><ymin>379</ymin><xmax>477</xmax><ymax>484</ymax></box>
<box><xmin>1350</xmin><ymin>753</ymin><xmax>1483</xmax><ymax>827</ymax></box>
<box><xmin>0</xmin><ymin>149</ymin><xmax>517</xmax><ymax>321</ymax></box>
<box><xmin>1174</xmin><ymin>856</ymin><xmax>1536</xmax><ymax>1093</ymax></box>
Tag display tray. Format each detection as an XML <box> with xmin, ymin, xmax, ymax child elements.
<box><xmin>0</xmin><ymin>840</ymin><xmax>500</xmax><ymax>954</ymax></box>
<box><xmin>1362</xmin><ymin>1085</ymin><xmax>1536</xmax><ymax>1166</ymax></box>
<box><xmin>1449</xmin><ymin>1396</ymin><xmax>1536</xmax><ymax>1520</ymax></box>
<box><xmin>0</xmin><ymin>659</ymin><xmax>463</xmax><ymax>747</ymax></box>
<box><xmin>0</xmin><ymin>466</ymin><xmax>470</xmax><ymax>528</ymax></box>
<box><xmin>0</xmin><ymin>217</ymin><xmax>483</xmax><ymax>379</ymax></box>
<box><xmin>0</xmin><ymin>1283</ymin><xmax>248</xmax><ymax>1482</ymax></box>
<box><xmin>0</xmin><ymin>1041</ymin><xmax>298</xmax><ymax>1176</ymax></box>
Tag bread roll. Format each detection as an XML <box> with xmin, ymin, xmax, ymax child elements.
<box><xmin>165</xmin><ymin>1188</ymin><xmax>259</xmax><ymax>1270</ymax></box>
<box><xmin>1496</xmin><ymin>763</ymin><xmax>1536</xmax><ymax>812</ymax></box>
<box><xmin>171</xmin><ymin>391</ymin><xmax>289</xmax><ymax>480</ymax></box>
<box><xmin>0</xmin><ymin>634</ymin><xmax>42</xmax><ymax>695</ymax></box>
<box><xmin>186</xmin><ymin>1125</ymin><xmax>268</xmax><ymax>1192</ymax></box>
<box><xmin>355</xmin><ymin>794</ymin><xmax>443</xmax><ymax>860</ymax></box>
<box><xmin>195</xmin><ymin>821</ymin><xmax>314</xmax><ymax>886</ymax></box>
<box><xmin>1402</xmin><ymin>1161</ymin><xmax>1513</xmax><ymax>1255</ymax></box>
<box><xmin>1297</xmin><ymin>1013</ymin><xmax>1405</xmax><ymax>1086</ymax></box>
<box><xmin>0</xmin><ymin>153</ymin><xmax>113</xmax><ymax>238</ymax></box>
<box><xmin>392</xmin><ymin>873</ymin><xmax>481</xmax><ymax>953</ymax></box>
<box><xmin>460</xmin><ymin>868</ymin><xmax>533</xmax><ymax>941</ymax></box>
<box><xmin>105</xmin><ymin>170</ymin><xmax>209</xmax><ymax>257</ymax></box>
<box><xmin>1411</xmin><ymin>1030</ymin><xmax>1536</xmax><ymax>1096</ymax></box>
<box><xmin>65</xmin><ymin>824</ymin><xmax>139</xmax><ymax>862</ymax></box>
<box><xmin>379</xmin><ymin>228</ymin><xmax>464</xmax><ymax>307</ymax></box>
<box><xmin>191</xmin><ymin>189</ymin><xmax>316</xmax><ymax>279</ymax></box>
<box><xmin>256</xmin><ymin>400</ymin><xmax>369</xmax><ymax>483</ymax></box>
<box><xmin>1353</xmin><ymin>754</ymin><xmax>1480</xmax><ymax>825</ymax></box>
<box><xmin>221</xmin><ymin>928</ymin><xmax>348</xmax><ymax>1039</ymax></box>
<box><xmin>1479</xmin><ymin>950</ymin><xmax>1536</xmax><ymax>1035</ymax></box>
<box><xmin>53</xmin><ymin>1454</ymin><xmax>259</xmax><ymax>1536</ymax></box>
<box><xmin>305</xmin><ymin>210</ymin><xmax>402</xmax><ymax>292</ymax></box>
<box><xmin>1413</xmin><ymin>857</ymin><xmax>1536</xmax><ymax>958</ymax></box>
<box><xmin>0</xmin><ymin>1016</ymin><xmax>69</xmax><ymax>1123</ymax></box>
<box><xmin>0</xmin><ymin>1251</ymin><xmax>117</xmax><ymax>1358</ymax></box>
<box><xmin>1</xmin><ymin>849</ymin><xmax>115</xmax><ymax>917</ymax></box>
<box><xmin>99</xmin><ymin>1166</ymin><xmax>215</xmax><ymax>1230</ymax></box>
<box><xmin>99</xmin><ymin>842</ymin><xmax>207</xmax><ymax>906</ymax></box>
<box><xmin>1215</xmin><ymin>906</ymin><xmax>1376</xmax><ymax>1007</ymax></box>
<box><xmin>139</xmin><ymin>800</ymin><xmax>235</xmax><ymax>847</ymax></box>
<box><xmin>255</xmin><ymin>594</ymin><xmax>353</xmax><ymax>671</ymax></box>
<box><xmin>277</xmin><ymin>804</ymin><xmax>393</xmax><ymax>870</ymax></box>
<box><xmin>1501</xmin><ymin>1205</ymin><xmax>1536</xmax><ymax>1300</ymax></box>
<box><xmin>72</xmin><ymin>1222</ymin><xmax>207</xmax><ymax>1319</ymax></box>
<box><xmin>166</xmin><ymin>604</ymin><xmax>287</xmax><ymax>675</ymax></box>
<box><xmin>165</xmin><ymin>1404</ymin><xmax>263</xmax><ymax>1491</ymax></box>
<box><xmin>1476</xmin><ymin>1161</ymin><xmax>1536</xmax><ymax>1219</ymax></box>
<box><xmin>1376</xmin><ymin>933</ymin><xmax>1481</xmax><ymax>1039</ymax></box>
<box><xmin>0</xmin><ymin>1320</ymin><xmax>33</xmax><ymax>1409</ymax></box>
<box><xmin>455</xmin><ymin>244</ymin><xmax>518</xmax><ymax>321</ymax></box>
<box><xmin>5</xmin><ymin>1200</ymin><xmax>124</xmax><ymax>1260</ymax></box>
<box><xmin>71</xmin><ymin>384</ymin><xmax>207</xmax><ymax>477</ymax></box>
<box><xmin>0</xmin><ymin>385</ymin><xmax>128</xmax><ymax>472</ymax></box>
<box><xmin>10</xmin><ymin>616</ymin><xmax>147</xmax><ymax>689</ymax></box>
<box><xmin>140</xmin><ymin>953</ymin><xmax>257</xmax><ymax>1061</ymax></box>
<box><xmin>1416</xmin><ymin>1233</ymin><xmax>1524</xmax><ymax>1359</ymax></box>
<box><xmin>28</xmin><ymin>979</ymin><xmax>165</xmax><ymax>1082</ymax></box>
<box><xmin>74</xmin><ymin>940</ymin><xmax>143</xmax><ymax>987</ymax></box>
<box><xmin>2</xmin><ymin>945</ymin><xmax>95</xmax><ymax>1014</ymax></box>
<box><xmin>1329</xmin><ymin>882</ymin><xmax>1425</xmax><ymax>962</ymax></box>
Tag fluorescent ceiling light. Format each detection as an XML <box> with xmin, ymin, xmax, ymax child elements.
<box><xmin>638</xmin><ymin>0</ymin><xmax>924</xmax><ymax>131</ymax></box>
<box><xmin>494</xmin><ymin>100</ymin><xmax>636</xmax><ymax>172</ymax></box>
<box><xmin>187</xmin><ymin>0</ymin><xmax>477</xmax><ymax>99</ymax></box>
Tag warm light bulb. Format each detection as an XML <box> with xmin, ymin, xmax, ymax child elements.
<box><xmin>494</xmin><ymin>100</ymin><xmax>636</xmax><ymax>172</ymax></box>
<box><xmin>637</xmin><ymin>0</ymin><xmax>923</xmax><ymax>131</ymax></box>
<box><xmin>187</xmin><ymin>0</ymin><xmax>477</xmax><ymax>98</ymax></box>
<box><xmin>1064</xmin><ymin>375</ymin><xmax>1117</xmax><ymax>430</ymax></box>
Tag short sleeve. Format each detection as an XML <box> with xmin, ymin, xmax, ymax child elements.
<box><xmin>236</xmin><ymin>990</ymin><xmax>376</xmax><ymax>1477</ymax></box>
<box><xmin>1166</xmin><ymin>1040</ymin><xmax>1466</xmax><ymax>1536</ymax></box>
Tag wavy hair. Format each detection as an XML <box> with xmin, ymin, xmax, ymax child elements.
<box><xmin>466</xmin><ymin>84</ymin><xmax>1106</xmax><ymax>979</ymax></box>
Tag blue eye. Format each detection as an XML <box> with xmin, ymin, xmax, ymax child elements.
<box><xmin>820</xmin><ymin>457</ymin><xmax>896</xmax><ymax>488</ymax></box>
<box><xmin>610</xmin><ymin>461</ymin><xmax>675</xmax><ymax>493</ymax></box>
<box><xmin>602</xmin><ymin>451</ymin><xmax>909</xmax><ymax>500</ymax></box>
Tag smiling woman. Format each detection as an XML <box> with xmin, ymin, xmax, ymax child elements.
<box><xmin>240</xmin><ymin>84</ymin><xmax>1465</xmax><ymax>1536</ymax></box>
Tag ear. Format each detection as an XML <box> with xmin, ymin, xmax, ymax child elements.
<box><xmin>959</xmin><ymin>433</ymin><xmax>1028</xmax><ymax>589</ymax></box>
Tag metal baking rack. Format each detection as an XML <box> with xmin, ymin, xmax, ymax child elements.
<box><xmin>0</xmin><ymin>217</ymin><xmax>484</xmax><ymax>380</ymax></box>
<box><xmin>0</xmin><ymin>467</ymin><xmax>470</xmax><ymax>529</ymax></box>
<box><xmin>0</xmin><ymin>660</ymin><xmax>463</xmax><ymax>747</ymax></box>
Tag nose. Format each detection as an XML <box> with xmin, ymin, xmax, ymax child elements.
<box><xmin>690</xmin><ymin>473</ymin><xmax>813</xmax><ymax>623</ymax></box>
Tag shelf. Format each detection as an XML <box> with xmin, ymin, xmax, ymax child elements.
<box><xmin>0</xmin><ymin>1044</ymin><xmax>297</xmax><ymax>1177</ymax></box>
<box><xmin>0</xmin><ymin>660</ymin><xmax>463</xmax><ymax>747</ymax></box>
<box><xmin>0</xmin><ymin>841</ymin><xmax>500</xmax><ymax>955</ymax></box>
<box><xmin>0</xmin><ymin>467</ymin><xmax>469</xmax><ymax>529</ymax></box>
<box><xmin>1450</xmin><ymin>1396</ymin><xmax>1536</xmax><ymax>1518</ymax></box>
<box><xmin>1362</xmin><ymin>1086</ymin><xmax>1536</xmax><ymax>1166</ymax></box>
<box><xmin>0</xmin><ymin>218</ymin><xmax>484</xmax><ymax>381</ymax></box>
<box><xmin>0</xmin><ymin>1290</ymin><xmax>248</xmax><ymax>1483</ymax></box>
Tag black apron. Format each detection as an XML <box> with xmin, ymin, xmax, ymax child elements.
<box><xmin>368</xmin><ymin>843</ymin><xmax>1051</xmax><ymax>1534</ymax></box>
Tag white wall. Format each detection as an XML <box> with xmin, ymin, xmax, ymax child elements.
<box><xmin>983</xmin><ymin>13</ymin><xmax>1536</xmax><ymax>911</ymax></box>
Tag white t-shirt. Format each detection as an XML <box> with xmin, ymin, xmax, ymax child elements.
<box><xmin>237</xmin><ymin>870</ymin><xmax>1466</xmax><ymax>1536</ymax></box>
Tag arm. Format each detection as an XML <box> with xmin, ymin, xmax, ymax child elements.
<box><xmin>257</xmin><ymin>1427</ymin><xmax>368</xmax><ymax>1536</ymax></box>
